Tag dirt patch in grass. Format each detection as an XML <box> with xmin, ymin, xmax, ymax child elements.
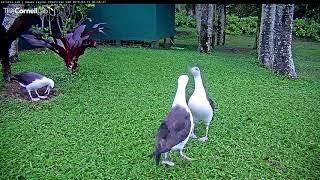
<box><xmin>176</xmin><ymin>31</ymin><xmax>193</xmax><ymax>36</ymax></box>
<box><xmin>263</xmin><ymin>157</ymin><xmax>288</xmax><ymax>173</ymax></box>
<box><xmin>1</xmin><ymin>82</ymin><xmax>58</xmax><ymax>102</ymax></box>
<box><xmin>222</xmin><ymin>48</ymin><xmax>253</xmax><ymax>54</ymax></box>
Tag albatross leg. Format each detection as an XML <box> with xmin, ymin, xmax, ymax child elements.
<box><xmin>190</xmin><ymin>130</ymin><xmax>198</xmax><ymax>139</ymax></box>
<box><xmin>28</xmin><ymin>90</ymin><xmax>40</xmax><ymax>102</ymax></box>
<box><xmin>180</xmin><ymin>150</ymin><xmax>192</xmax><ymax>161</ymax></box>
<box><xmin>35</xmin><ymin>89</ymin><xmax>47</xmax><ymax>99</ymax></box>
<box><xmin>198</xmin><ymin>125</ymin><xmax>209</xmax><ymax>142</ymax></box>
<box><xmin>161</xmin><ymin>152</ymin><xmax>175</xmax><ymax>166</ymax></box>
<box><xmin>44</xmin><ymin>86</ymin><xmax>51</xmax><ymax>96</ymax></box>
<box><xmin>190</xmin><ymin>116</ymin><xmax>198</xmax><ymax>139</ymax></box>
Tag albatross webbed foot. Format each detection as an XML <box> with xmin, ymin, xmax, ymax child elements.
<box><xmin>198</xmin><ymin>136</ymin><xmax>208</xmax><ymax>142</ymax></box>
<box><xmin>31</xmin><ymin>98</ymin><xmax>40</xmax><ymax>102</ymax></box>
<box><xmin>28</xmin><ymin>90</ymin><xmax>40</xmax><ymax>102</ymax></box>
<box><xmin>38</xmin><ymin>95</ymin><xmax>48</xmax><ymax>99</ymax></box>
<box><xmin>190</xmin><ymin>133</ymin><xmax>197</xmax><ymax>139</ymax></box>
<box><xmin>180</xmin><ymin>151</ymin><xmax>193</xmax><ymax>161</ymax></box>
<box><xmin>161</xmin><ymin>160</ymin><xmax>175</xmax><ymax>166</ymax></box>
<box><xmin>35</xmin><ymin>90</ymin><xmax>47</xmax><ymax>99</ymax></box>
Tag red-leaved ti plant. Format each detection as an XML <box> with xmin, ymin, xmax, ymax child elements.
<box><xmin>21</xmin><ymin>23</ymin><xmax>106</xmax><ymax>72</ymax></box>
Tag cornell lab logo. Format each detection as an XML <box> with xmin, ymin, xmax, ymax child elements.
<box><xmin>3</xmin><ymin>6</ymin><xmax>56</xmax><ymax>16</ymax></box>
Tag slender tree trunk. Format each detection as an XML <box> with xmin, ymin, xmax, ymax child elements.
<box><xmin>254</xmin><ymin>5</ymin><xmax>262</xmax><ymax>50</ymax></box>
<box><xmin>258</xmin><ymin>4</ymin><xmax>276</xmax><ymax>67</ymax></box>
<box><xmin>217</xmin><ymin>4</ymin><xmax>226</xmax><ymax>46</ymax></box>
<box><xmin>196</xmin><ymin>4</ymin><xmax>214</xmax><ymax>53</ymax></box>
<box><xmin>2</xmin><ymin>4</ymin><xmax>24</xmax><ymax>63</ymax></box>
<box><xmin>273</xmin><ymin>4</ymin><xmax>297</xmax><ymax>78</ymax></box>
<box><xmin>211</xmin><ymin>4</ymin><xmax>217</xmax><ymax>48</ymax></box>
<box><xmin>1</xmin><ymin>4</ymin><xmax>23</xmax><ymax>82</ymax></box>
<box><xmin>1</xmin><ymin>45</ymin><xmax>11</xmax><ymax>82</ymax></box>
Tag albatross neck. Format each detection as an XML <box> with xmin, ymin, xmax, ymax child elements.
<box><xmin>172</xmin><ymin>85</ymin><xmax>187</xmax><ymax>108</ymax></box>
<box><xmin>194</xmin><ymin>75</ymin><xmax>206</xmax><ymax>95</ymax></box>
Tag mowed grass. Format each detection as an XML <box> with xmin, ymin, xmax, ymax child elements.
<box><xmin>0</xmin><ymin>28</ymin><xmax>320</xmax><ymax>179</ymax></box>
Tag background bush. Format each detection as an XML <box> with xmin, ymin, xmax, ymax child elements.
<box><xmin>175</xmin><ymin>12</ymin><xmax>197</xmax><ymax>28</ymax></box>
<box><xmin>226</xmin><ymin>15</ymin><xmax>258</xmax><ymax>35</ymax></box>
<box><xmin>294</xmin><ymin>18</ymin><xmax>320</xmax><ymax>41</ymax></box>
<box><xmin>175</xmin><ymin>12</ymin><xmax>320</xmax><ymax>42</ymax></box>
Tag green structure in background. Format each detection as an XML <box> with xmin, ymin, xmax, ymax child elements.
<box><xmin>88</xmin><ymin>4</ymin><xmax>176</xmax><ymax>47</ymax></box>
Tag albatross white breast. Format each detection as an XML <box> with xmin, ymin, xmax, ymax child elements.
<box><xmin>12</xmin><ymin>72</ymin><xmax>54</xmax><ymax>101</ymax></box>
<box><xmin>150</xmin><ymin>75</ymin><xmax>194</xmax><ymax>166</ymax></box>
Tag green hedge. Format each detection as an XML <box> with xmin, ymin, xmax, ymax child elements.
<box><xmin>226</xmin><ymin>15</ymin><xmax>258</xmax><ymax>35</ymax></box>
<box><xmin>175</xmin><ymin>13</ymin><xmax>320</xmax><ymax>42</ymax></box>
<box><xmin>294</xmin><ymin>18</ymin><xmax>320</xmax><ymax>41</ymax></box>
<box><xmin>175</xmin><ymin>12</ymin><xmax>196</xmax><ymax>28</ymax></box>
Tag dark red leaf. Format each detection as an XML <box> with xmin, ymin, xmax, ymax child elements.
<box><xmin>72</xmin><ymin>25</ymin><xmax>86</xmax><ymax>42</ymax></box>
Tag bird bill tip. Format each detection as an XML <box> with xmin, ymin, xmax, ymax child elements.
<box><xmin>178</xmin><ymin>75</ymin><xmax>189</xmax><ymax>83</ymax></box>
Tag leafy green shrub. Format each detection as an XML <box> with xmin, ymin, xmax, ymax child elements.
<box><xmin>175</xmin><ymin>12</ymin><xmax>196</xmax><ymax>28</ymax></box>
<box><xmin>294</xmin><ymin>18</ymin><xmax>320</xmax><ymax>41</ymax></box>
<box><xmin>226</xmin><ymin>15</ymin><xmax>242</xmax><ymax>35</ymax></box>
<box><xmin>240</xmin><ymin>16</ymin><xmax>258</xmax><ymax>34</ymax></box>
<box><xmin>294</xmin><ymin>19</ymin><xmax>307</xmax><ymax>37</ymax></box>
<box><xmin>226</xmin><ymin>15</ymin><xmax>257</xmax><ymax>35</ymax></box>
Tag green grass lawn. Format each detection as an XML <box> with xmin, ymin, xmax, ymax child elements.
<box><xmin>1</xmin><ymin>27</ymin><xmax>320</xmax><ymax>179</ymax></box>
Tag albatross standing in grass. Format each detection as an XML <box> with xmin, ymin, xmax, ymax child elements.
<box><xmin>188</xmin><ymin>67</ymin><xmax>215</xmax><ymax>142</ymax></box>
<box><xmin>12</xmin><ymin>72</ymin><xmax>54</xmax><ymax>101</ymax></box>
<box><xmin>151</xmin><ymin>75</ymin><xmax>194</xmax><ymax>166</ymax></box>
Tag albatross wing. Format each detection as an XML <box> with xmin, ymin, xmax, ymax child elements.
<box><xmin>153</xmin><ymin>105</ymin><xmax>191</xmax><ymax>164</ymax></box>
<box><xmin>12</xmin><ymin>72</ymin><xmax>44</xmax><ymax>86</ymax></box>
<box><xmin>206</xmin><ymin>95</ymin><xmax>215</xmax><ymax>112</ymax></box>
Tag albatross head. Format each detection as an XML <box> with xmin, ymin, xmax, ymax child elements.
<box><xmin>47</xmin><ymin>78</ymin><xmax>54</xmax><ymax>89</ymax></box>
<box><xmin>190</xmin><ymin>66</ymin><xmax>201</xmax><ymax>77</ymax></box>
<box><xmin>44</xmin><ymin>78</ymin><xmax>54</xmax><ymax>94</ymax></box>
<box><xmin>178</xmin><ymin>75</ymin><xmax>189</xmax><ymax>88</ymax></box>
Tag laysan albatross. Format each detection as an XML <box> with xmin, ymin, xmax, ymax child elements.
<box><xmin>151</xmin><ymin>75</ymin><xmax>194</xmax><ymax>166</ymax></box>
<box><xmin>12</xmin><ymin>72</ymin><xmax>54</xmax><ymax>101</ymax></box>
<box><xmin>188</xmin><ymin>67</ymin><xmax>215</xmax><ymax>142</ymax></box>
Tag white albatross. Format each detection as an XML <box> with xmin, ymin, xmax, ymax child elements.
<box><xmin>188</xmin><ymin>67</ymin><xmax>215</xmax><ymax>142</ymax></box>
<box><xmin>12</xmin><ymin>72</ymin><xmax>54</xmax><ymax>101</ymax></box>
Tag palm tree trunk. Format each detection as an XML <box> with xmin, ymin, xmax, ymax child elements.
<box><xmin>217</xmin><ymin>4</ymin><xmax>226</xmax><ymax>46</ymax></box>
<box><xmin>196</xmin><ymin>4</ymin><xmax>214</xmax><ymax>53</ymax></box>
<box><xmin>211</xmin><ymin>4</ymin><xmax>217</xmax><ymax>48</ymax></box>
<box><xmin>273</xmin><ymin>4</ymin><xmax>297</xmax><ymax>78</ymax></box>
<box><xmin>254</xmin><ymin>5</ymin><xmax>262</xmax><ymax>50</ymax></box>
<box><xmin>258</xmin><ymin>4</ymin><xmax>276</xmax><ymax>67</ymax></box>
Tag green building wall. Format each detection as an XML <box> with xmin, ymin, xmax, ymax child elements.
<box><xmin>88</xmin><ymin>4</ymin><xmax>176</xmax><ymax>42</ymax></box>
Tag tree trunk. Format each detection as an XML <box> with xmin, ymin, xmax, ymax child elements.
<box><xmin>258</xmin><ymin>4</ymin><xmax>276</xmax><ymax>67</ymax></box>
<box><xmin>254</xmin><ymin>5</ymin><xmax>262</xmax><ymax>50</ymax></box>
<box><xmin>273</xmin><ymin>4</ymin><xmax>297</xmax><ymax>78</ymax></box>
<box><xmin>196</xmin><ymin>4</ymin><xmax>214</xmax><ymax>53</ymax></box>
<box><xmin>212</xmin><ymin>4</ymin><xmax>217</xmax><ymax>48</ymax></box>
<box><xmin>217</xmin><ymin>4</ymin><xmax>226</xmax><ymax>46</ymax></box>
<box><xmin>1</xmin><ymin>46</ymin><xmax>11</xmax><ymax>82</ymax></box>
<box><xmin>2</xmin><ymin>4</ymin><xmax>24</xmax><ymax>63</ymax></box>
